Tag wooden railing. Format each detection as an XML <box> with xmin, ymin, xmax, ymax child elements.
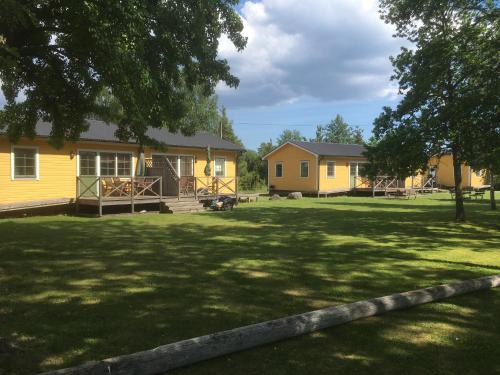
<box><xmin>195</xmin><ymin>177</ymin><xmax>238</xmax><ymax>198</ymax></box>
<box><xmin>354</xmin><ymin>176</ymin><xmax>373</xmax><ymax>189</ymax></box>
<box><xmin>76</xmin><ymin>176</ymin><xmax>162</xmax><ymax>201</ymax></box>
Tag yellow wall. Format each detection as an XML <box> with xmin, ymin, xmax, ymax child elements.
<box><xmin>0</xmin><ymin>136</ymin><xmax>238</xmax><ymax>205</ymax></box>
<box><xmin>266</xmin><ymin>143</ymin><xmax>318</xmax><ymax>192</ymax></box>
<box><xmin>430</xmin><ymin>155</ymin><xmax>486</xmax><ymax>188</ymax></box>
<box><xmin>318</xmin><ymin>157</ymin><xmax>367</xmax><ymax>191</ymax></box>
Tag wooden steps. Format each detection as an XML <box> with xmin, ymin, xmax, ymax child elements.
<box><xmin>162</xmin><ymin>199</ymin><xmax>206</xmax><ymax>214</ymax></box>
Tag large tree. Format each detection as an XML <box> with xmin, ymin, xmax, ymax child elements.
<box><xmin>369</xmin><ymin>0</ymin><xmax>498</xmax><ymax>221</ymax></box>
<box><xmin>0</xmin><ymin>0</ymin><xmax>246</xmax><ymax>147</ymax></box>
<box><xmin>314</xmin><ymin>115</ymin><xmax>364</xmax><ymax>144</ymax></box>
<box><xmin>276</xmin><ymin>129</ymin><xmax>306</xmax><ymax>146</ymax></box>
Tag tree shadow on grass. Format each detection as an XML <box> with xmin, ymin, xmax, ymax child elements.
<box><xmin>170</xmin><ymin>288</ymin><xmax>500</xmax><ymax>375</ymax></box>
<box><xmin>0</xmin><ymin>201</ymin><xmax>498</xmax><ymax>374</ymax></box>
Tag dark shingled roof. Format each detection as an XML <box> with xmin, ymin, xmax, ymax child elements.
<box><xmin>290</xmin><ymin>140</ymin><xmax>366</xmax><ymax>157</ymax></box>
<box><xmin>1</xmin><ymin>119</ymin><xmax>245</xmax><ymax>151</ymax></box>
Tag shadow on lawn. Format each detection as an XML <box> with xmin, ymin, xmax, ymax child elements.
<box><xmin>0</xmin><ymin>200</ymin><xmax>498</xmax><ymax>374</ymax></box>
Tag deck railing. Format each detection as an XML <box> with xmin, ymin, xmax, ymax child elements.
<box><xmin>194</xmin><ymin>176</ymin><xmax>238</xmax><ymax>198</ymax></box>
<box><xmin>76</xmin><ymin>176</ymin><xmax>162</xmax><ymax>201</ymax></box>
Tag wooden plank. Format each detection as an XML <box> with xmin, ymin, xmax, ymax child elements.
<box><xmin>0</xmin><ymin>199</ymin><xmax>72</xmax><ymax>212</ymax></box>
<box><xmin>38</xmin><ymin>275</ymin><xmax>499</xmax><ymax>375</ymax></box>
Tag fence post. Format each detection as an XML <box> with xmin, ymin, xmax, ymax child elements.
<box><xmin>158</xmin><ymin>177</ymin><xmax>163</xmax><ymax>212</ymax></box>
<box><xmin>235</xmin><ymin>177</ymin><xmax>239</xmax><ymax>202</ymax></box>
<box><xmin>194</xmin><ymin>178</ymin><xmax>198</xmax><ymax>200</ymax></box>
<box><xmin>76</xmin><ymin>177</ymin><xmax>80</xmax><ymax>214</ymax></box>
<box><xmin>131</xmin><ymin>177</ymin><xmax>135</xmax><ymax>214</ymax></box>
<box><xmin>216</xmin><ymin>177</ymin><xmax>219</xmax><ymax>197</ymax></box>
<box><xmin>98</xmin><ymin>177</ymin><xmax>103</xmax><ymax>217</ymax></box>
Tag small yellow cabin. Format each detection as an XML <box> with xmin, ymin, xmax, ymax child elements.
<box><xmin>263</xmin><ymin>141</ymin><xmax>487</xmax><ymax>196</ymax></box>
<box><xmin>263</xmin><ymin>141</ymin><xmax>369</xmax><ymax>195</ymax></box>
<box><xmin>0</xmin><ymin>120</ymin><xmax>243</xmax><ymax>215</ymax></box>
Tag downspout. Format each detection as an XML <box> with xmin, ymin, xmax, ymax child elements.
<box><xmin>316</xmin><ymin>155</ymin><xmax>320</xmax><ymax>197</ymax></box>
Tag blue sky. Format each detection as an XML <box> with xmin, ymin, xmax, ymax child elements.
<box><xmin>218</xmin><ymin>0</ymin><xmax>404</xmax><ymax>149</ymax></box>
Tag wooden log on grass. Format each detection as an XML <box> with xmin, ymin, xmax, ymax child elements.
<box><xmin>40</xmin><ymin>274</ymin><xmax>500</xmax><ymax>375</ymax></box>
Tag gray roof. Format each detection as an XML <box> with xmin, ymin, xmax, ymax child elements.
<box><xmin>1</xmin><ymin>119</ymin><xmax>244</xmax><ymax>151</ymax></box>
<box><xmin>290</xmin><ymin>140</ymin><xmax>366</xmax><ymax>157</ymax></box>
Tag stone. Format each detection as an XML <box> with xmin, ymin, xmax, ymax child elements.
<box><xmin>269</xmin><ymin>194</ymin><xmax>281</xmax><ymax>200</ymax></box>
<box><xmin>287</xmin><ymin>192</ymin><xmax>302</xmax><ymax>200</ymax></box>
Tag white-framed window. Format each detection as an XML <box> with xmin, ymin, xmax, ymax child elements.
<box><xmin>326</xmin><ymin>161</ymin><xmax>336</xmax><ymax>178</ymax></box>
<box><xmin>179</xmin><ymin>155</ymin><xmax>194</xmax><ymax>176</ymax></box>
<box><xmin>215</xmin><ymin>157</ymin><xmax>226</xmax><ymax>177</ymax></box>
<box><xmin>300</xmin><ymin>160</ymin><xmax>309</xmax><ymax>178</ymax></box>
<box><xmin>11</xmin><ymin>146</ymin><xmax>39</xmax><ymax>180</ymax></box>
<box><xmin>79</xmin><ymin>151</ymin><xmax>97</xmax><ymax>176</ymax></box>
<box><xmin>275</xmin><ymin>161</ymin><xmax>283</xmax><ymax>178</ymax></box>
<box><xmin>78</xmin><ymin>150</ymin><xmax>133</xmax><ymax>177</ymax></box>
<box><xmin>117</xmin><ymin>153</ymin><xmax>132</xmax><ymax>176</ymax></box>
<box><xmin>100</xmin><ymin>152</ymin><xmax>116</xmax><ymax>176</ymax></box>
<box><xmin>151</xmin><ymin>154</ymin><xmax>194</xmax><ymax>177</ymax></box>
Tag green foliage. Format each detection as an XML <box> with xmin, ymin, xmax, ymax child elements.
<box><xmin>0</xmin><ymin>0</ymin><xmax>246</xmax><ymax>147</ymax></box>
<box><xmin>314</xmin><ymin>115</ymin><xmax>365</xmax><ymax>144</ymax></box>
<box><xmin>276</xmin><ymin>129</ymin><xmax>306</xmax><ymax>146</ymax></box>
<box><xmin>219</xmin><ymin>106</ymin><xmax>243</xmax><ymax>146</ymax></box>
<box><xmin>368</xmin><ymin>0</ymin><xmax>499</xmax><ymax>220</ymax></box>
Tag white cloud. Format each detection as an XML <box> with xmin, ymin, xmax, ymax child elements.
<box><xmin>217</xmin><ymin>0</ymin><xmax>404</xmax><ymax>108</ymax></box>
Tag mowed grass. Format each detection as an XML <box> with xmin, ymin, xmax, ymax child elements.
<box><xmin>0</xmin><ymin>193</ymin><xmax>499</xmax><ymax>375</ymax></box>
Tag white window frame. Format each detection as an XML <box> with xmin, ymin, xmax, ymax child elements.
<box><xmin>11</xmin><ymin>146</ymin><xmax>40</xmax><ymax>181</ymax></box>
<box><xmin>77</xmin><ymin>149</ymin><xmax>134</xmax><ymax>177</ymax></box>
<box><xmin>326</xmin><ymin>161</ymin><xmax>336</xmax><ymax>179</ymax></box>
<box><xmin>300</xmin><ymin>160</ymin><xmax>309</xmax><ymax>178</ymax></box>
<box><xmin>214</xmin><ymin>156</ymin><xmax>226</xmax><ymax>177</ymax></box>
<box><xmin>275</xmin><ymin>161</ymin><xmax>283</xmax><ymax>178</ymax></box>
<box><xmin>151</xmin><ymin>153</ymin><xmax>195</xmax><ymax>177</ymax></box>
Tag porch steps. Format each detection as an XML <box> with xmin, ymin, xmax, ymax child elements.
<box><xmin>162</xmin><ymin>199</ymin><xmax>206</xmax><ymax>214</ymax></box>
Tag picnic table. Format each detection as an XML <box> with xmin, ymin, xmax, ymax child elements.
<box><xmin>385</xmin><ymin>189</ymin><xmax>417</xmax><ymax>200</ymax></box>
<box><xmin>449</xmin><ymin>188</ymin><xmax>486</xmax><ymax>200</ymax></box>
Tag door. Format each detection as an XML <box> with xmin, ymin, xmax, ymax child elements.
<box><xmin>350</xmin><ymin>162</ymin><xmax>358</xmax><ymax>188</ymax></box>
<box><xmin>148</xmin><ymin>155</ymin><xmax>180</xmax><ymax>196</ymax></box>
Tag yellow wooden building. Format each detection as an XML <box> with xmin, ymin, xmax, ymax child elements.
<box><xmin>0</xmin><ymin>120</ymin><xmax>243</xmax><ymax>214</ymax></box>
<box><xmin>263</xmin><ymin>141</ymin><xmax>486</xmax><ymax>196</ymax></box>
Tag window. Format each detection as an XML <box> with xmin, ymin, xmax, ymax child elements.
<box><xmin>12</xmin><ymin>147</ymin><xmax>38</xmax><ymax>179</ymax></box>
<box><xmin>327</xmin><ymin>161</ymin><xmax>336</xmax><ymax>178</ymax></box>
<box><xmin>475</xmin><ymin>169</ymin><xmax>482</xmax><ymax>177</ymax></box>
<box><xmin>180</xmin><ymin>156</ymin><xmax>194</xmax><ymax>176</ymax></box>
<box><xmin>275</xmin><ymin>162</ymin><xmax>283</xmax><ymax>177</ymax></box>
<box><xmin>79</xmin><ymin>151</ymin><xmax>97</xmax><ymax>176</ymax></box>
<box><xmin>215</xmin><ymin>157</ymin><xmax>225</xmax><ymax>177</ymax></box>
<box><xmin>300</xmin><ymin>161</ymin><xmax>309</xmax><ymax>178</ymax></box>
<box><xmin>117</xmin><ymin>153</ymin><xmax>132</xmax><ymax>176</ymax></box>
<box><xmin>100</xmin><ymin>152</ymin><xmax>116</xmax><ymax>176</ymax></box>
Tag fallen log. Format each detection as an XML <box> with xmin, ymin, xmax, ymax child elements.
<box><xmin>40</xmin><ymin>274</ymin><xmax>500</xmax><ymax>375</ymax></box>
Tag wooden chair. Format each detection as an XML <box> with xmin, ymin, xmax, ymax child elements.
<box><xmin>101</xmin><ymin>177</ymin><xmax>116</xmax><ymax>197</ymax></box>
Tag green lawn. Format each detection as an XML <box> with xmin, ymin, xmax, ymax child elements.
<box><xmin>0</xmin><ymin>194</ymin><xmax>499</xmax><ymax>375</ymax></box>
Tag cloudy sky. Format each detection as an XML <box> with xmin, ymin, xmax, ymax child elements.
<box><xmin>219</xmin><ymin>0</ymin><xmax>405</xmax><ymax>149</ymax></box>
<box><xmin>0</xmin><ymin>0</ymin><xmax>405</xmax><ymax>150</ymax></box>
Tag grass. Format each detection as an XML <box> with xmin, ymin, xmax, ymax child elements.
<box><xmin>0</xmin><ymin>193</ymin><xmax>499</xmax><ymax>375</ymax></box>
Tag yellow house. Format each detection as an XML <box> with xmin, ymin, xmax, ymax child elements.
<box><xmin>263</xmin><ymin>141</ymin><xmax>369</xmax><ymax>196</ymax></box>
<box><xmin>0</xmin><ymin>120</ymin><xmax>243</xmax><ymax>215</ymax></box>
<box><xmin>427</xmin><ymin>154</ymin><xmax>485</xmax><ymax>188</ymax></box>
<box><xmin>263</xmin><ymin>141</ymin><xmax>487</xmax><ymax>196</ymax></box>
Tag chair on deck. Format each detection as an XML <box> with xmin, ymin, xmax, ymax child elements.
<box><xmin>101</xmin><ymin>177</ymin><xmax>116</xmax><ymax>197</ymax></box>
<box><xmin>180</xmin><ymin>177</ymin><xmax>195</xmax><ymax>197</ymax></box>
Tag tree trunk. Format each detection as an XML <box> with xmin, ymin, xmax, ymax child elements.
<box><xmin>452</xmin><ymin>152</ymin><xmax>466</xmax><ymax>221</ymax></box>
<box><xmin>489</xmin><ymin>167</ymin><xmax>496</xmax><ymax>210</ymax></box>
